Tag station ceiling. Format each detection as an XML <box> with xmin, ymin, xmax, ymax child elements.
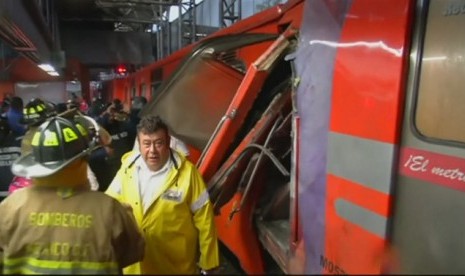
<box><xmin>0</xmin><ymin>0</ymin><xmax>182</xmax><ymax>81</ymax></box>
<box><xmin>55</xmin><ymin>0</ymin><xmax>179</xmax><ymax>32</ymax></box>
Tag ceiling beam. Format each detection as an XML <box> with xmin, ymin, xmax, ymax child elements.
<box><xmin>60</xmin><ymin>16</ymin><xmax>163</xmax><ymax>24</ymax></box>
<box><xmin>96</xmin><ymin>0</ymin><xmax>180</xmax><ymax>5</ymax></box>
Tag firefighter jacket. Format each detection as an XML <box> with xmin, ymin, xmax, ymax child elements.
<box><xmin>106</xmin><ymin>150</ymin><xmax>220</xmax><ymax>274</ymax></box>
<box><xmin>0</xmin><ymin>186</ymin><xmax>145</xmax><ymax>274</ymax></box>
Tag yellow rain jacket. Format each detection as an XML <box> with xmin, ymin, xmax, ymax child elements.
<box><xmin>106</xmin><ymin>150</ymin><xmax>220</xmax><ymax>274</ymax></box>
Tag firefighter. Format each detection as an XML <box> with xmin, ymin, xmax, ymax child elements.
<box><xmin>0</xmin><ymin>116</ymin><xmax>145</xmax><ymax>274</ymax></box>
<box><xmin>9</xmin><ymin>99</ymin><xmax>102</xmax><ymax>193</ymax></box>
<box><xmin>20</xmin><ymin>98</ymin><xmax>57</xmax><ymax>152</ymax></box>
<box><xmin>106</xmin><ymin>115</ymin><xmax>219</xmax><ymax>274</ymax></box>
<box><xmin>5</xmin><ymin>96</ymin><xmax>26</xmax><ymax>136</ymax></box>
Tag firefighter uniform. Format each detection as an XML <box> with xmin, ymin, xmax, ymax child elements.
<box><xmin>0</xmin><ymin>116</ymin><xmax>145</xmax><ymax>274</ymax></box>
<box><xmin>106</xmin><ymin>150</ymin><xmax>220</xmax><ymax>274</ymax></box>
<box><xmin>0</xmin><ymin>187</ymin><xmax>144</xmax><ymax>274</ymax></box>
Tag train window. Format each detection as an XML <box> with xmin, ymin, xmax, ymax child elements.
<box><xmin>126</xmin><ymin>87</ymin><xmax>131</xmax><ymax>103</ymax></box>
<box><xmin>151</xmin><ymin>69</ymin><xmax>163</xmax><ymax>100</ymax></box>
<box><xmin>131</xmin><ymin>86</ymin><xmax>136</xmax><ymax>98</ymax></box>
<box><xmin>415</xmin><ymin>0</ymin><xmax>465</xmax><ymax>143</ymax></box>
<box><xmin>215</xmin><ymin>50</ymin><xmax>246</xmax><ymax>73</ymax></box>
<box><xmin>151</xmin><ymin>68</ymin><xmax>163</xmax><ymax>82</ymax></box>
<box><xmin>140</xmin><ymin>83</ymin><xmax>146</xmax><ymax>98</ymax></box>
<box><xmin>151</xmin><ymin>81</ymin><xmax>162</xmax><ymax>99</ymax></box>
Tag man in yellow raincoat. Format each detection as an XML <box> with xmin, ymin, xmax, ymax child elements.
<box><xmin>106</xmin><ymin>115</ymin><xmax>220</xmax><ymax>274</ymax></box>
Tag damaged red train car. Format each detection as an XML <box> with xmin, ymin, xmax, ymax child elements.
<box><xmin>109</xmin><ymin>0</ymin><xmax>465</xmax><ymax>274</ymax></box>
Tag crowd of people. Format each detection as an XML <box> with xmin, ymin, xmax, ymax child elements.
<box><xmin>0</xmin><ymin>93</ymin><xmax>220</xmax><ymax>274</ymax></box>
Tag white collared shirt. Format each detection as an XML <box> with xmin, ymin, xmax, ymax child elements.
<box><xmin>136</xmin><ymin>155</ymin><xmax>172</xmax><ymax>213</ymax></box>
<box><xmin>106</xmin><ymin>151</ymin><xmax>182</xmax><ymax>213</ymax></box>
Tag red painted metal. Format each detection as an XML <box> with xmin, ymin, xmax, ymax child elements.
<box><xmin>325</xmin><ymin>0</ymin><xmax>414</xmax><ymax>274</ymax></box>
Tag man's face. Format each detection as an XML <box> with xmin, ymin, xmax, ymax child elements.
<box><xmin>108</xmin><ymin>108</ymin><xmax>117</xmax><ymax>122</ymax></box>
<box><xmin>138</xmin><ymin>129</ymin><xmax>171</xmax><ymax>172</ymax></box>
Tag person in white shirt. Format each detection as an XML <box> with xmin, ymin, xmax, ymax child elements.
<box><xmin>105</xmin><ymin>115</ymin><xmax>219</xmax><ymax>275</ymax></box>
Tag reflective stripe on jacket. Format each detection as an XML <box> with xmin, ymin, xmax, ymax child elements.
<box><xmin>106</xmin><ymin>150</ymin><xmax>220</xmax><ymax>274</ymax></box>
<box><xmin>3</xmin><ymin>258</ymin><xmax>118</xmax><ymax>274</ymax></box>
<box><xmin>0</xmin><ymin>186</ymin><xmax>145</xmax><ymax>275</ymax></box>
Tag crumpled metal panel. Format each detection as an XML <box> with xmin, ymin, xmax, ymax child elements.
<box><xmin>140</xmin><ymin>33</ymin><xmax>278</xmax><ymax>151</ymax></box>
<box><xmin>146</xmin><ymin>57</ymin><xmax>243</xmax><ymax>150</ymax></box>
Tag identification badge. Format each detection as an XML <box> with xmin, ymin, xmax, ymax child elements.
<box><xmin>161</xmin><ymin>190</ymin><xmax>183</xmax><ymax>202</ymax></box>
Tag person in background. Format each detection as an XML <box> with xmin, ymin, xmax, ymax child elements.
<box><xmin>106</xmin><ymin>115</ymin><xmax>219</xmax><ymax>274</ymax></box>
<box><xmin>127</xmin><ymin>96</ymin><xmax>147</xmax><ymax>145</ymax></box>
<box><xmin>0</xmin><ymin>116</ymin><xmax>145</xmax><ymax>274</ymax></box>
<box><xmin>7</xmin><ymin>99</ymin><xmax>57</xmax><ymax>195</ymax></box>
<box><xmin>6</xmin><ymin>96</ymin><xmax>26</xmax><ymax>136</ymax></box>
<box><xmin>66</xmin><ymin>99</ymin><xmax>79</xmax><ymax>110</ymax></box>
<box><xmin>78</xmin><ymin>96</ymin><xmax>89</xmax><ymax>114</ymax></box>
<box><xmin>20</xmin><ymin>99</ymin><xmax>57</xmax><ymax>151</ymax></box>
<box><xmin>88</xmin><ymin>96</ymin><xmax>106</xmax><ymax>120</ymax></box>
<box><xmin>0</xmin><ymin>117</ymin><xmax>21</xmax><ymax>202</ymax></box>
<box><xmin>0</xmin><ymin>94</ymin><xmax>12</xmax><ymax>117</ymax></box>
<box><xmin>8</xmin><ymin>99</ymin><xmax>104</xmax><ymax>193</ymax></box>
<box><xmin>69</xmin><ymin>92</ymin><xmax>80</xmax><ymax>108</ymax></box>
<box><xmin>55</xmin><ymin>102</ymin><xmax>68</xmax><ymax>114</ymax></box>
<box><xmin>92</xmin><ymin>98</ymin><xmax>132</xmax><ymax>191</ymax></box>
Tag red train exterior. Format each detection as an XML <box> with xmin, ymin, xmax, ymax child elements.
<box><xmin>108</xmin><ymin>0</ymin><xmax>465</xmax><ymax>274</ymax></box>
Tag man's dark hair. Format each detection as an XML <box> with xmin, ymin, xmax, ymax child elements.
<box><xmin>112</xmin><ymin>98</ymin><xmax>123</xmax><ymax>111</ymax></box>
<box><xmin>10</xmin><ymin>96</ymin><xmax>23</xmax><ymax>111</ymax></box>
<box><xmin>55</xmin><ymin>103</ymin><xmax>68</xmax><ymax>114</ymax></box>
<box><xmin>137</xmin><ymin>115</ymin><xmax>169</xmax><ymax>135</ymax></box>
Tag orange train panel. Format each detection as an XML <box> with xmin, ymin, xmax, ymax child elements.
<box><xmin>198</xmin><ymin>67</ymin><xmax>269</xmax><ymax>182</ymax></box>
<box><xmin>199</xmin><ymin>29</ymin><xmax>297</xmax><ymax>182</ymax></box>
<box><xmin>276</xmin><ymin>0</ymin><xmax>306</xmax><ymax>31</ymax></box>
<box><xmin>215</xmin><ymin>193</ymin><xmax>266</xmax><ymax>274</ymax></box>
<box><xmin>208</xmin><ymin>87</ymin><xmax>292</xmax><ymax>274</ymax></box>
<box><xmin>211</xmin><ymin>0</ymin><xmax>304</xmax><ymax>38</ymax></box>
<box><xmin>323</xmin><ymin>0</ymin><xmax>413</xmax><ymax>274</ymax></box>
<box><xmin>325</xmin><ymin>174</ymin><xmax>391</xmax><ymax>274</ymax></box>
<box><xmin>324</xmin><ymin>0</ymin><xmax>414</xmax><ymax>274</ymax></box>
<box><xmin>330</xmin><ymin>0</ymin><xmax>413</xmax><ymax>144</ymax></box>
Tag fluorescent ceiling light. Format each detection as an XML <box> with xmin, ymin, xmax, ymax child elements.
<box><xmin>48</xmin><ymin>71</ymin><xmax>60</xmax><ymax>76</ymax></box>
<box><xmin>38</xmin><ymin>63</ymin><xmax>56</xmax><ymax>72</ymax></box>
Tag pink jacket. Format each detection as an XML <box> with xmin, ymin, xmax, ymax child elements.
<box><xmin>8</xmin><ymin>176</ymin><xmax>31</xmax><ymax>194</ymax></box>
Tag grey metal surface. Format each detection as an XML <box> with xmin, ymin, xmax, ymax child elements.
<box><xmin>256</xmin><ymin>219</ymin><xmax>290</xmax><ymax>273</ymax></box>
<box><xmin>391</xmin><ymin>0</ymin><xmax>465</xmax><ymax>273</ymax></box>
<box><xmin>328</xmin><ymin>132</ymin><xmax>395</xmax><ymax>194</ymax></box>
<box><xmin>221</xmin><ymin>0</ymin><xmax>242</xmax><ymax>27</ymax></box>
